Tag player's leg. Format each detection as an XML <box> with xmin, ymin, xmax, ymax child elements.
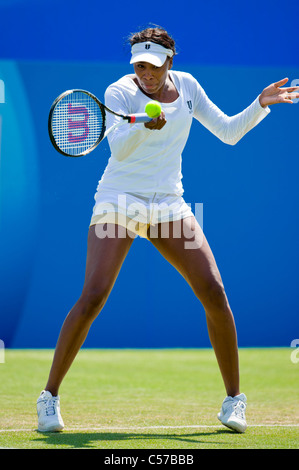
<box><xmin>44</xmin><ymin>224</ymin><xmax>135</xmax><ymax>397</ymax></box>
<box><xmin>149</xmin><ymin>217</ymin><xmax>247</xmax><ymax>432</ymax></box>
<box><xmin>148</xmin><ymin>216</ymin><xmax>239</xmax><ymax>398</ymax></box>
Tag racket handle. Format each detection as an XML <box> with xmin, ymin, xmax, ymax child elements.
<box><xmin>128</xmin><ymin>113</ymin><xmax>153</xmax><ymax>123</ymax></box>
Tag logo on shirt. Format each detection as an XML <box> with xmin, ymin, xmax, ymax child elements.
<box><xmin>187</xmin><ymin>100</ymin><xmax>193</xmax><ymax>113</ymax></box>
<box><xmin>145</xmin><ymin>44</ymin><xmax>151</xmax><ymax>50</ymax></box>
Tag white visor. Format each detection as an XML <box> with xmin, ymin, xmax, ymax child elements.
<box><xmin>130</xmin><ymin>41</ymin><xmax>174</xmax><ymax>67</ymax></box>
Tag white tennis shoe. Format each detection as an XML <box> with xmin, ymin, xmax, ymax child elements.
<box><xmin>37</xmin><ymin>390</ymin><xmax>64</xmax><ymax>432</ymax></box>
<box><xmin>217</xmin><ymin>393</ymin><xmax>247</xmax><ymax>433</ymax></box>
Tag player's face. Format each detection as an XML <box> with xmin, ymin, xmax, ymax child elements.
<box><xmin>133</xmin><ymin>59</ymin><xmax>172</xmax><ymax>96</ymax></box>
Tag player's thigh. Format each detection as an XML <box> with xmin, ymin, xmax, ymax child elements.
<box><xmin>149</xmin><ymin>217</ymin><xmax>226</xmax><ymax>304</ymax></box>
<box><xmin>82</xmin><ymin>224</ymin><xmax>135</xmax><ymax>301</ymax></box>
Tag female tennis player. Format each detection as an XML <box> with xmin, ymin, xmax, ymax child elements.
<box><xmin>37</xmin><ymin>26</ymin><xmax>299</xmax><ymax>433</ymax></box>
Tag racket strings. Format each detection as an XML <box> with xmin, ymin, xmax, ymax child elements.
<box><xmin>51</xmin><ymin>92</ymin><xmax>104</xmax><ymax>156</ymax></box>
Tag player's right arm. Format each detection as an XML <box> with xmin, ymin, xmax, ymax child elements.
<box><xmin>105</xmin><ymin>86</ymin><xmax>152</xmax><ymax>161</ymax></box>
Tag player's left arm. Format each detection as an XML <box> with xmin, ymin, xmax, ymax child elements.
<box><xmin>192</xmin><ymin>76</ymin><xmax>299</xmax><ymax>146</ymax></box>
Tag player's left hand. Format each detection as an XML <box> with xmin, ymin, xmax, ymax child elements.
<box><xmin>259</xmin><ymin>78</ymin><xmax>299</xmax><ymax>107</ymax></box>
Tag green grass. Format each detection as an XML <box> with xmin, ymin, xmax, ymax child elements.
<box><xmin>0</xmin><ymin>348</ymin><xmax>298</xmax><ymax>449</ymax></box>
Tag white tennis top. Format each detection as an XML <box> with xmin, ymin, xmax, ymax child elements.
<box><xmin>96</xmin><ymin>71</ymin><xmax>270</xmax><ymax>196</ymax></box>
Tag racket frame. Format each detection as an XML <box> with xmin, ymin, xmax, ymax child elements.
<box><xmin>48</xmin><ymin>89</ymin><xmax>152</xmax><ymax>157</ymax></box>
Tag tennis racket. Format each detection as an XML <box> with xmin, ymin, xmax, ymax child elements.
<box><xmin>48</xmin><ymin>89</ymin><xmax>152</xmax><ymax>157</ymax></box>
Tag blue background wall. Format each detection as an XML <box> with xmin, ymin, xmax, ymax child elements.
<box><xmin>0</xmin><ymin>0</ymin><xmax>298</xmax><ymax>348</ymax></box>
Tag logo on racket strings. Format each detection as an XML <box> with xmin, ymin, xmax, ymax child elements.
<box><xmin>68</xmin><ymin>103</ymin><xmax>89</xmax><ymax>143</ymax></box>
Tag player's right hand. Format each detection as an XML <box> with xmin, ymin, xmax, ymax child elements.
<box><xmin>144</xmin><ymin>111</ymin><xmax>167</xmax><ymax>130</ymax></box>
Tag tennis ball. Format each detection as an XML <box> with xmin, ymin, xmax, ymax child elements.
<box><xmin>145</xmin><ymin>100</ymin><xmax>162</xmax><ymax>118</ymax></box>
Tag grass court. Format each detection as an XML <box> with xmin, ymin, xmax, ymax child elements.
<box><xmin>0</xmin><ymin>348</ymin><xmax>298</xmax><ymax>449</ymax></box>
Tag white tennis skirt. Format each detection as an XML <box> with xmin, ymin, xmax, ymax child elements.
<box><xmin>90</xmin><ymin>190</ymin><xmax>194</xmax><ymax>239</ymax></box>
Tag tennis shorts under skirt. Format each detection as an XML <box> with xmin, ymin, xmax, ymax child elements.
<box><xmin>90</xmin><ymin>190</ymin><xmax>194</xmax><ymax>239</ymax></box>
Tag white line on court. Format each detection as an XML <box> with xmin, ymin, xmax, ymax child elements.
<box><xmin>0</xmin><ymin>424</ymin><xmax>298</xmax><ymax>433</ymax></box>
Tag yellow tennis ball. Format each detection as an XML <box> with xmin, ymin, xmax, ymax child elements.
<box><xmin>145</xmin><ymin>100</ymin><xmax>162</xmax><ymax>118</ymax></box>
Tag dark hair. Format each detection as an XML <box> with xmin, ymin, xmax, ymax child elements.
<box><xmin>128</xmin><ymin>25</ymin><xmax>177</xmax><ymax>57</ymax></box>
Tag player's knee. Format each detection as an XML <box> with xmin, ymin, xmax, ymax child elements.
<box><xmin>195</xmin><ymin>279</ymin><xmax>228</xmax><ymax>313</ymax></box>
<box><xmin>79</xmin><ymin>284</ymin><xmax>111</xmax><ymax>318</ymax></box>
<box><xmin>207</xmin><ymin>282</ymin><xmax>228</xmax><ymax>311</ymax></box>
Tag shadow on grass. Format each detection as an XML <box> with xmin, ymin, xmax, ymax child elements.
<box><xmin>32</xmin><ymin>429</ymin><xmax>236</xmax><ymax>449</ymax></box>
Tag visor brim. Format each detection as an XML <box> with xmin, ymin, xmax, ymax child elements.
<box><xmin>130</xmin><ymin>52</ymin><xmax>167</xmax><ymax>67</ymax></box>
